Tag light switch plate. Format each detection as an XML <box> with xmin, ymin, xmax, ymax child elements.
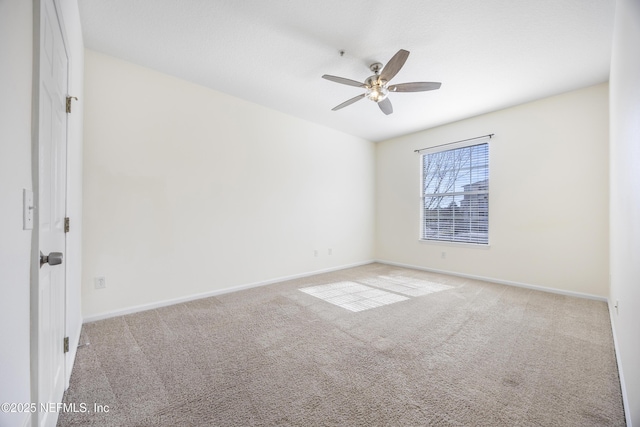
<box><xmin>23</xmin><ymin>189</ymin><xmax>34</xmax><ymax>230</ymax></box>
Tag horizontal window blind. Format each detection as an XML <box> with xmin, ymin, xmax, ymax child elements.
<box><xmin>421</xmin><ymin>141</ymin><xmax>489</xmax><ymax>244</ymax></box>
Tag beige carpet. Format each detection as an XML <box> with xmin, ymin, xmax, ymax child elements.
<box><xmin>57</xmin><ymin>263</ymin><xmax>625</xmax><ymax>426</ymax></box>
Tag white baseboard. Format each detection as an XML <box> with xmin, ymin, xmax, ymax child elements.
<box><xmin>83</xmin><ymin>260</ymin><xmax>375</xmax><ymax>323</ymax></box>
<box><xmin>374</xmin><ymin>259</ymin><xmax>608</xmax><ymax>302</ymax></box>
<box><xmin>608</xmin><ymin>300</ymin><xmax>632</xmax><ymax>427</ymax></box>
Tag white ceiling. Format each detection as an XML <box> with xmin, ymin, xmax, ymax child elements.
<box><xmin>78</xmin><ymin>0</ymin><xmax>616</xmax><ymax>142</ymax></box>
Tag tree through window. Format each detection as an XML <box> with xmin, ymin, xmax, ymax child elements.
<box><xmin>420</xmin><ymin>141</ymin><xmax>489</xmax><ymax>244</ymax></box>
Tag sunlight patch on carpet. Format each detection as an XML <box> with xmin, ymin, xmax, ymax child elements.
<box><xmin>360</xmin><ymin>275</ymin><xmax>454</xmax><ymax>297</ymax></box>
<box><xmin>299</xmin><ymin>281</ymin><xmax>408</xmax><ymax>312</ymax></box>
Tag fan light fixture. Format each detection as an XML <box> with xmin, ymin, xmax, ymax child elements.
<box><xmin>366</xmin><ymin>85</ymin><xmax>388</xmax><ymax>102</ymax></box>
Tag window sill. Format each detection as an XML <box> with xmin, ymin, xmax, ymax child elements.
<box><xmin>418</xmin><ymin>239</ymin><xmax>491</xmax><ymax>249</ymax></box>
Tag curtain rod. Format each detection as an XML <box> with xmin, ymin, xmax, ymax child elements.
<box><xmin>414</xmin><ymin>133</ymin><xmax>494</xmax><ymax>153</ymax></box>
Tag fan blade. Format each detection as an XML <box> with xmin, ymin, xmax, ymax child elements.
<box><xmin>388</xmin><ymin>82</ymin><xmax>442</xmax><ymax>92</ymax></box>
<box><xmin>378</xmin><ymin>98</ymin><xmax>393</xmax><ymax>115</ymax></box>
<box><xmin>379</xmin><ymin>49</ymin><xmax>409</xmax><ymax>83</ymax></box>
<box><xmin>322</xmin><ymin>74</ymin><xmax>366</xmax><ymax>88</ymax></box>
<box><xmin>332</xmin><ymin>93</ymin><xmax>366</xmax><ymax>111</ymax></box>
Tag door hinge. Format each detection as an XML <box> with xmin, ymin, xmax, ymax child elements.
<box><xmin>64</xmin><ymin>217</ymin><xmax>70</xmax><ymax>233</ymax></box>
<box><xmin>63</xmin><ymin>337</ymin><xmax>69</xmax><ymax>353</ymax></box>
<box><xmin>66</xmin><ymin>96</ymin><xmax>78</xmax><ymax>113</ymax></box>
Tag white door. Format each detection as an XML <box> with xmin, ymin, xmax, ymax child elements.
<box><xmin>37</xmin><ymin>1</ymin><xmax>68</xmax><ymax>426</ymax></box>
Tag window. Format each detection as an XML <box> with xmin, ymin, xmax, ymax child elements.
<box><xmin>420</xmin><ymin>140</ymin><xmax>489</xmax><ymax>244</ymax></box>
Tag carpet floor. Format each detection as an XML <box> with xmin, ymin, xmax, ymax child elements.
<box><xmin>57</xmin><ymin>263</ymin><xmax>625</xmax><ymax>426</ymax></box>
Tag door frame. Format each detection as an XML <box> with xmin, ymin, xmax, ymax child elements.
<box><xmin>30</xmin><ymin>0</ymin><xmax>71</xmax><ymax>425</ymax></box>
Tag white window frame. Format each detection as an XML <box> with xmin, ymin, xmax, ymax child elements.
<box><xmin>419</xmin><ymin>137</ymin><xmax>490</xmax><ymax>245</ymax></box>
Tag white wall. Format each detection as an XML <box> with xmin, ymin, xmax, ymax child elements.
<box><xmin>376</xmin><ymin>83</ymin><xmax>609</xmax><ymax>298</ymax></box>
<box><xmin>0</xmin><ymin>1</ymin><xmax>33</xmax><ymax>426</ymax></box>
<box><xmin>82</xmin><ymin>50</ymin><xmax>375</xmax><ymax>319</ymax></box>
<box><xmin>609</xmin><ymin>0</ymin><xmax>640</xmax><ymax>424</ymax></box>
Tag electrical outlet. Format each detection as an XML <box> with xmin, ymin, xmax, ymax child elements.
<box><xmin>441</xmin><ymin>252</ymin><xmax>446</xmax><ymax>259</ymax></box>
<box><xmin>94</xmin><ymin>276</ymin><xmax>106</xmax><ymax>289</ymax></box>
<box><xmin>314</xmin><ymin>250</ymin><xmax>318</xmax><ymax>257</ymax></box>
<box><xmin>328</xmin><ymin>248</ymin><xmax>332</xmax><ymax>255</ymax></box>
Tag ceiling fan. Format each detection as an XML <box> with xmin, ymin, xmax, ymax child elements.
<box><xmin>322</xmin><ymin>49</ymin><xmax>441</xmax><ymax>115</ymax></box>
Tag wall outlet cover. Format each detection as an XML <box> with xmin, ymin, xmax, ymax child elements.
<box><xmin>94</xmin><ymin>276</ymin><xmax>106</xmax><ymax>289</ymax></box>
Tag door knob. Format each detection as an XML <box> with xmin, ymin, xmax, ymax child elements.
<box><xmin>40</xmin><ymin>251</ymin><xmax>63</xmax><ymax>268</ymax></box>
